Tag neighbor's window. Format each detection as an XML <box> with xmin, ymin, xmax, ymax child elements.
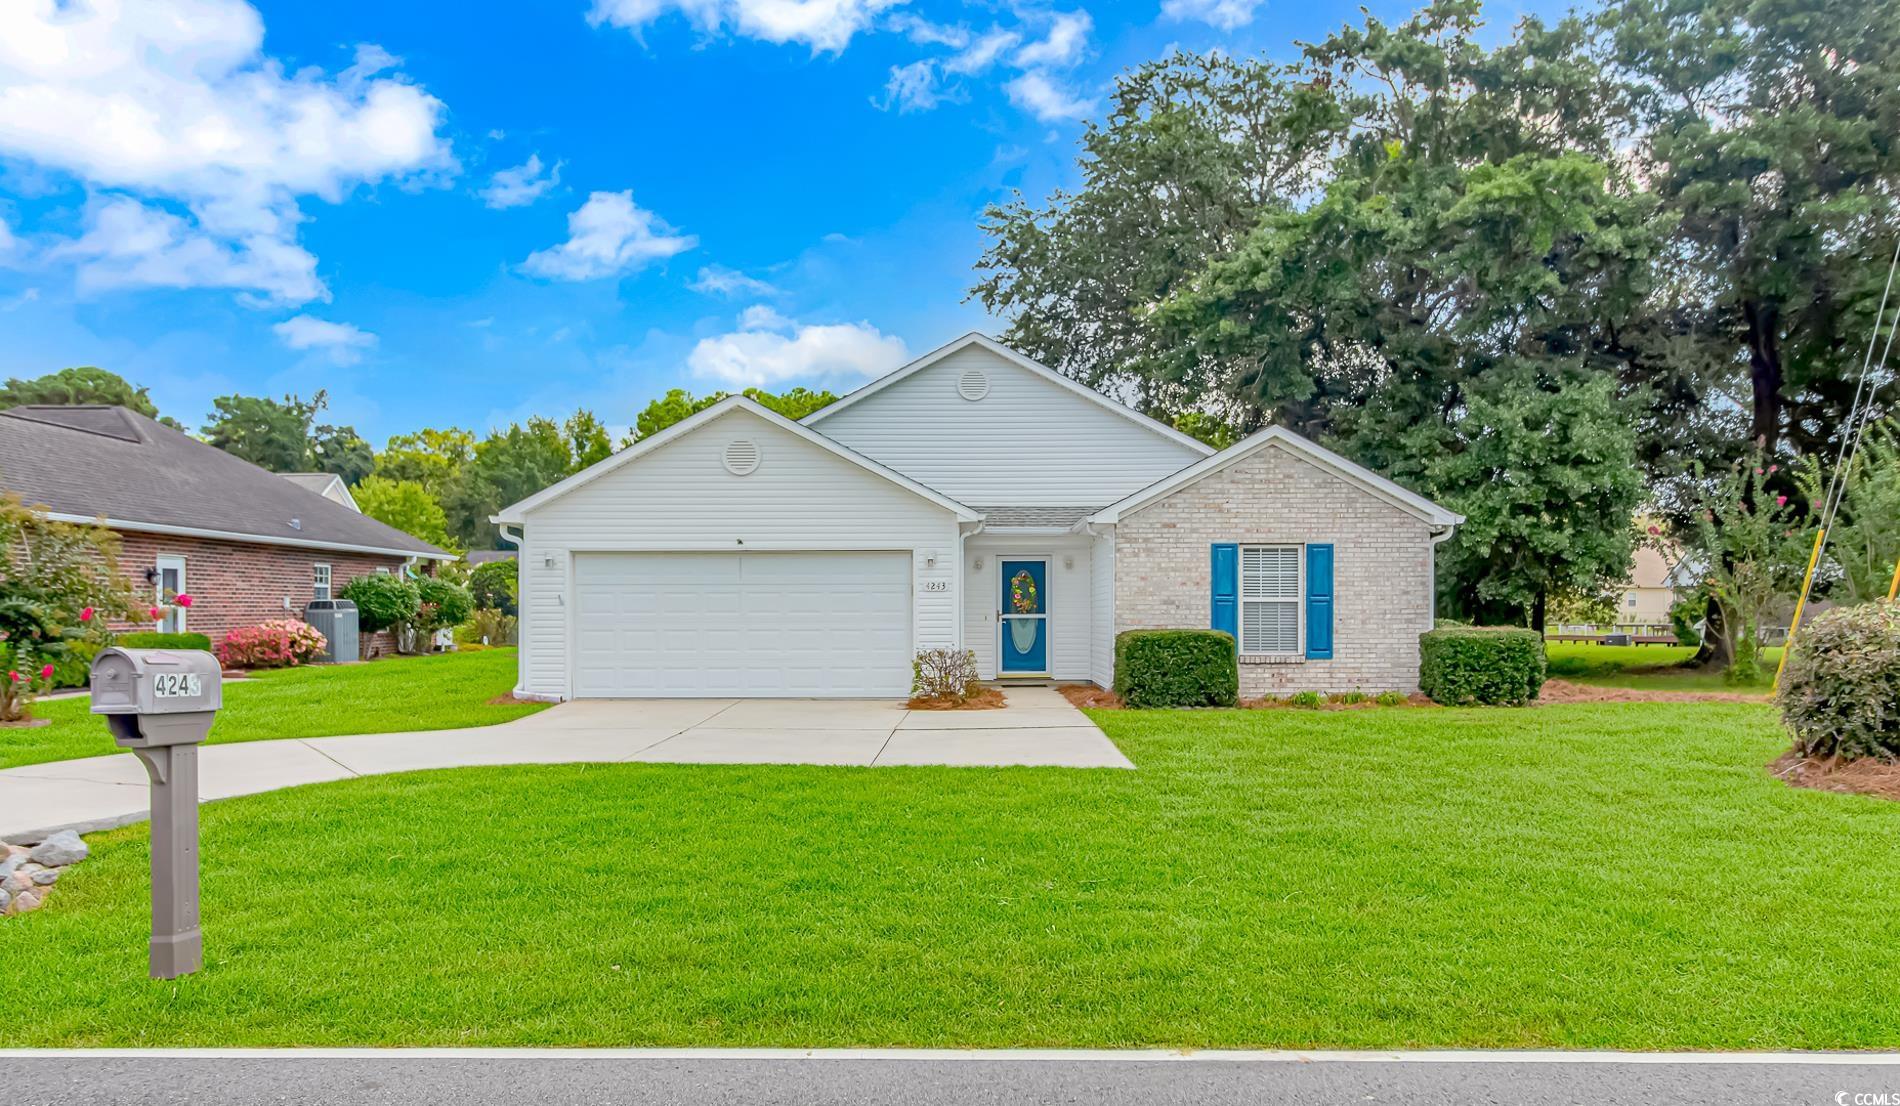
<box><xmin>1239</xmin><ymin>545</ymin><xmax>1301</xmax><ymax>655</ymax></box>
<box><xmin>313</xmin><ymin>563</ymin><xmax>332</xmax><ymax>601</ymax></box>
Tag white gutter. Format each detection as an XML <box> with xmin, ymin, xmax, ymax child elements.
<box><xmin>497</xmin><ymin>524</ymin><xmax>523</xmax><ymax>548</ymax></box>
<box><xmin>40</xmin><ymin>513</ymin><xmax>456</xmax><ymax>561</ymax></box>
<box><xmin>1429</xmin><ymin>526</ymin><xmax>1456</xmax><ymax>628</ymax></box>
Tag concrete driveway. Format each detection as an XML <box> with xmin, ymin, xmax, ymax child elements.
<box><xmin>0</xmin><ymin>686</ymin><xmax>1130</xmax><ymax>840</ymax></box>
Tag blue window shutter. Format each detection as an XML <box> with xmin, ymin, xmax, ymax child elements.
<box><xmin>1210</xmin><ymin>544</ymin><xmax>1238</xmax><ymax>641</ymax></box>
<box><xmin>1305</xmin><ymin>543</ymin><xmax>1334</xmax><ymax>660</ymax></box>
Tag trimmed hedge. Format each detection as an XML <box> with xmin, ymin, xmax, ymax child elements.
<box><xmin>116</xmin><ymin>632</ymin><xmax>214</xmax><ymax>651</ymax></box>
<box><xmin>1418</xmin><ymin>626</ymin><xmax>1546</xmax><ymax>706</ymax></box>
<box><xmin>1779</xmin><ymin>601</ymin><xmax>1900</xmax><ymax>760</ymax></box>
<box><xmin>1113</xmin><ymin>629</ymin><xmax>1238</xmax><ymax>708</ymax></box>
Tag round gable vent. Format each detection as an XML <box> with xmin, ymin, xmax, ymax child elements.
<box><xmin>956</xmin><ymin>366</ymin><xmax>990</xmax><ymax>401</ymax></box>
<box><xmin>723</xmin><ymin>439</ymin><xmax>761</xmax><ymax>476</ymax></box>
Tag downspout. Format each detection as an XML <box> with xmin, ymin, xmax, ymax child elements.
<box><xmin>1429</xmin><ymin>526</ymin><xmax>1456</xmax><ymax>629</ymax></box>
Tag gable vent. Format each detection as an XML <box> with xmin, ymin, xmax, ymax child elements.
<box><xmin>723</xmin><ymin>439</ymin><xmax>761</xmax><ymax>476</ymax></box>
<box><xmin>956</xmin><ymin>366</ymin><xmax>990</xmax><ymax>401</ymax></box>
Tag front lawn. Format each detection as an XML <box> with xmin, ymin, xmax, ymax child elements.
<box><xmin>1545</xmin><ymin>641</ymin><xmax>1781</xmax><ymax>691</ymax></box>
<box><xmin>4</xmin><ymin>698</ymin><xmax>1897</xmax><ymax>1049</ymax></box>
<box><xmin>0</xmin><ymin>648</ymin><xmax>544</xmax><ymax>770</ymax></box>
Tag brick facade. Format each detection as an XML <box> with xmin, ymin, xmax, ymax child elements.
<box><xmin>1112</xmin><ymin>445</ymin><xmax>1437</xmax><ymax>695</ymax></box>
<box><xmin>109</xmin><ymin>530</ymin><xmax>411</xmax><ymax>656</ymax></box>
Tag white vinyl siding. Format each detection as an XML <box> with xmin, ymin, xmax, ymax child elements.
<box><xmin>1240</xmin><ymin>545</ymin><xmax>1301</xmax><ymax>656</ymax></box>
<box><xmin>514</xmin><ymin>409</ymin><xmax>962</xmax><ymax>700</ymax></box>
<box><xmin>811</xmin><ymin>345</ymin><xmax>1204</xmax><ymax>505</ymax></box>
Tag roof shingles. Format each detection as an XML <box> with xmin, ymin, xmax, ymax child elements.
<box><xmin>0</xmin><ymin>406</ymin><xmax>447</xmax><ymax>558</ymax></box>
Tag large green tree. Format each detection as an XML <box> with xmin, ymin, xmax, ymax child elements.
<box><xmin>202</xmin><ymin>389</ymin><xmax>373</xmax><ymax>483</ymax></box>
<box><xmin>1600</xmin><ymin>0</ymin><xmax>1900</xmax><ymax>462</ymax></box>
<box><xmin>352</xmin><ymin>475</ymin><xmax>458</xmax><ymax>553</ymax></box>
<box><xmin>375</xmin><ymin>427</ymin><xmax>476</xmax><ymax>496</ymax></box>
<box><xmin>0</xmin><ymin>366</ymin><xmax>179</xmax><ymax>427</ymax></box>
<box><xmin>442</xmin><ymin>417</ymin><xmax>580</xmax><ymax>550</ymax></box>
<box><xmin>629</xmin><ymin>386</ymin><xmax>839</xmax><ymax>442</ymax></box>
<box><xmin>972</xmin><ymin>51</ymin><xmax>1344</xmax><ymax>419</ymax></box>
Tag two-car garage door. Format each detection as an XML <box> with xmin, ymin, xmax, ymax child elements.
<box><xmin>571</xmin><ymin>551</ymin><xmax>912</xmax><ymax>697</ymax></box>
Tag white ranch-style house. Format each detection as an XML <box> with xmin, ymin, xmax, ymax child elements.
<box><xmin>496</xmin><ymin>334</ymin><xmax>1462</xmax><ymax>701</ymax></box>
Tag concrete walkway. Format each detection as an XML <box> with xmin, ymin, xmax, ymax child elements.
<box><xmin>0</xmin><ymin>686</ymin><xmax>1130</xmax><ymax>840</ymax></box>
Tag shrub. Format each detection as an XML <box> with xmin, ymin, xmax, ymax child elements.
<box><xmin>1668</xmin><ymin>592</ymin><xmax>1707</xmax><ymax>648</ymax></box>
<box><xmin>116</xmin><ymin>631</ymin><xmax>214</xmax><ymax>651</ymax></box>
<box><xmin>339</xmin><ymin>574</ymin><xmax>420</xmax><ymax>633</ymax></box>
<box><xmin>1289</xmin><ymin>690</ymin><xmax>1323</xmax><ymax>708</ymax></box>
<box><xmin>1113</xmin><ymin>629</ymin><xmax>1238</xmax><ymax>708</ymax></box>
<box><xmin>1375</xmin><ymin>690</ymin><xmax>1407</xmax><ymax>706</ymax></box>
<box><xmin>216</xmin><ymin>620</ymin><xmax>328</xmax><ymax>669</ymax></box>
<box><xmin>468</xmin><ymin>558</ymin><xmax>518</xmax><ymax>615</ymax></box>
<box><xmin>406</xmin><ymin>578</ymin><xmax>476</xmax><ymax>651</ymax></box>
<box><xmin>912</xmin><ymin>648</ymin><xmax>981</xmax><ymax>703</ymax></box>
<box><xmin>458</xmin><ymin>608</ymin><xmax>517</xmax><ymax>646</ymax></box>
<box><xmin>1418</xmin><ymin>626</ymin><xmax>1546</xmax><ymax>706</ymax></box>
<box><xmin>48</xmin><ymin>639</ymin><xmax>103</xmax><ymax>689</ymax></box>
<box><xmin>1778</xmin><ymin>602</ymin><xmax>1900</xmax><ymax>760</ymax></box>
<box><xmin>1335</xmin><ymin>690</ymin><xmax>1368</xmax><ymax>705</ymax></box>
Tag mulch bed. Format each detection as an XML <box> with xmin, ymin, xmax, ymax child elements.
<box><xmin>1058</xmin><ymin>684</ymin><xmax>1125</xmax><ymax>709</ymax></box>
<box><xmin>1537</xmin><ymin>678</ymin><xmax>1768</xmax><ymax>704</ymax></box>
<box><xmin>906</xmin><ymin>687</ymin><xmax>1008</xmax><ymax>711</ymax></box>
<box><xmin>485</xmin><ymin>693</ymin><xmax>542</xmax><ymax>707</ymax></box>
<box><xmin>0</xmin><ymin>717</ymin><xmax>51</xmax><ymax>729</ymax></box>
<box><xmin>1771</xmin><ymin>750</ymin><xmax>1900</xmax><ymax>802</ymax></box>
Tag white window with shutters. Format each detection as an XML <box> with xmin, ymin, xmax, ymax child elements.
<box><xmin>1239</xmin><ymin>545</ymin><xmax>1302</xmax><ymax>656</ymax></box>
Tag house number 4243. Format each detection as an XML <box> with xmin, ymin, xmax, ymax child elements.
<box><xmin>918</xmin><ymin>580</ymin><xmax>950</xmax><ymax>593</ymax></box>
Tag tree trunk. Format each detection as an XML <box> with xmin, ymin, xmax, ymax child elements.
<box><xmin>1692</xmin><ymin>600</ymin><xmax>1735</xmax><ymax>668</ymax></box>
<box><xmin>1531</xmin><ymin>590</ymin><xmax>1548</xmax><ymax>633</ymax></box>
<box><xmin>1744</xmin><ymin>299</ymin><xmax>1783</xmax><ymax>454</ymax></box>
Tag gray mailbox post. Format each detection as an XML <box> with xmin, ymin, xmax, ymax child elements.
<box><xmin>89</xmin><ymin>647</ymin><xmax>222</xmax><ymax>980</ymax></box>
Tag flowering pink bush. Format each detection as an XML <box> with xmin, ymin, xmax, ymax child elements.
<box><xmin>216</xmin><ymin>619</ymin><xmax>328</xmax><ymax>670</ymax></box>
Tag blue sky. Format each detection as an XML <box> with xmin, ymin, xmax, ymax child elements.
<box><xmin>0</xmin><ymin>0</ymin><xmax>1555</xmax><ymax>444</ymax></box>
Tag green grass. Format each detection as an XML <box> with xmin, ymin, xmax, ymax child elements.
<box><xmin>4</xmin><ymin>699</ymin><xmax>1898</xmax><ymax>1049</ymax></box>
<box><xmin>0</xmin><ymin>648</ymin><xmax>544</xmax><ymax>770</ymax></box>
<box><xmin>1544</xmin><ymin>641</ymin><xmax>1782</xmax><ymax>691</ymax></box>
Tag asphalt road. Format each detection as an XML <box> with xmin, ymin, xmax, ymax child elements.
<box><xmin>9</xmin><ymin>1054</ymin><xmax>1897</xmax><ymax>1106</ymax></box>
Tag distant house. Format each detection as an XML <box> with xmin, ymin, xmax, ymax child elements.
<box><xmin>0</xmin><ymin>406</ymin><xmax>453</xmax><ymax>649</ymax></box>
<box><xmin>1619</xmin><ymin>544</ymin><xmax>1682</xmax><ymax>627</ymax></box>
<box><xmin>280</xmin><ymin>472</ymin><xmax>359</xmax><ymax>512</ymax></box>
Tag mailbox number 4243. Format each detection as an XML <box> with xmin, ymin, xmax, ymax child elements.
<box><xmin>154</xmin><ymin>673</ymin><xmax>202</xmax><ymax>699</ymax></box>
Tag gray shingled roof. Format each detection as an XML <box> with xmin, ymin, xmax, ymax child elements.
<box><xmin>0</xmin><ymin>406</ymin><xmax>450</xmax><ymax>559</ymax></box>
<box><xmin>972</xmin><ymin>506</ymin><xmax>1098</xmax><ymax>529</ymax></box>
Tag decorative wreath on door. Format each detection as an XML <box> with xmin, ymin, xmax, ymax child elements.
<box><xmin>1009</xmin><ymin>570</ymin><xmax>1038</xmax><ymax>614</ymax></box>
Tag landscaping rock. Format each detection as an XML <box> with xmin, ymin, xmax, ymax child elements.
<box><xmin>29</xmin><ymin>830</ymin><xmax>88</xmax><ymax>867</ymax></box>
<box><xmin>12</xmin><ymin>891</ymin><xmax>41</xmax><ymax>913</ymax></box>
<box><xmin>2</xmin><ymin>871</ymin><xmax>29</xmax><ymax>894</ymax></box>
<box><xmin>30</xmin><ymin>869</ymin><xmax>58</xmax><ymax>887</ymax></box>
<box><xmin>0</xmin><ymin>888</ymin><xmax>10</xmax><ymax>914</ymax></box>
<box><xmin>0</xmin><ymin>853</ymin><xmax>25</xmax><ymax>881</ymax></box>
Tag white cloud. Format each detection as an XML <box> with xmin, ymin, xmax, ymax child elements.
<box><xmin>520</xmin><ymin>190</ymin><xmax>696</xmax><ymax>281</ymax></box>
<box><xmin>878</xmin><ymin>60</ymin><xmax>954</xmax><ymax>112</ymax></box>
<box><xmin>1006</xmin><ymin>71</ymin><xmax>1095</xmax><ymax>122</ymax></box>
<box><xmin>1013</xmin><ymin>11</ymin><xmax>1091</xmax><ymax>68</ymax></box>
<box><xmin>273</xmin><ymin>314</ymin><xmax>377</xmax><ymax>364</ymax></box>
<box><xmin>738</xmin><ymin>304</ymin><xmax>792</xmax><ymax>330</ymax></box>
<box><xmin>1160</xmin><ymin>0</ymin><xmax>1261</xmax><ymax>29</ymax></box>
<box><xmin>587</xmin><ymin>0</ymin><xmax>903</xmax><ymax>53</ymax></box>
<box><xmin>56</xmin><ymin>194</ymin><xmax>323</xmax><ymax>304</ymax></box>
<box><xmin>943</xmin><ymin>28</ymin><xmax>1022</xmax><ymax>76</ymax></box>
<box><xmin>0</xmin><ymin>0</ymin><xmax>453</xmax><ymax>306</ymax></box>
<box><xmin>480</xmin><ymin>154</ymin><xmax>561</xmax><ymax>209</ymax></box>
<box><xmin>885</xmin><ymin>13</ymin><xmax>967</xmax><ymax>47</ymax></box>
<box><xmin>689</xmin><ymin>264</ymin><xmax>778</xmax><ymax>297</ymax></box>
<box><xmin>688</xmin><ymin>316</ymin><xmax>907</xmax><ymax>387</ymax></box>
<box><xmin>0</xmin><ymin>214</ymin><xmax>14</xmax><ymax>256</ymax></box>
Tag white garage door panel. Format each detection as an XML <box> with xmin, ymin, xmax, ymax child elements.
<box><xmin>572</xmin><ymin>552</ymin><xmax>912</xmax><ymax>697</ymax></box>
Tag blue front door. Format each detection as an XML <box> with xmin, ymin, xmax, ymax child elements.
<box><xmin>999</xmin><ymin>559</ymin><xmax>1048</xmax><ymax>673</ymax></box>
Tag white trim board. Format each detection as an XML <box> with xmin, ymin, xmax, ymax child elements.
<box><xmin>40</xmin><ymin>513</ymin><xmax>453</xmax><ymax>561</ymax></box>
<box><xmin>1087</xmin><ymin>425</ymin><xmax>1463</xmax><ymax>529</ymax></box>
<box><xmin>804</xmin><ymin>332</ymin><xmax>1216</xmax><ymax>458</ymax></box>
<box><xmin>493</xmin><ymin>395</ymin><xmax>980</xmax><ymax>524</ymax></box>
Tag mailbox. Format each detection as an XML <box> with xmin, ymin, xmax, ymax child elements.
<box><xmin>90</xmin><ymin>646</ymin><xmax>222</xmax><ymax>980</ymax></box>
<box><xmin>90</xmin><ymin>648</ymin><xmax>222</xmax><ymax>749</ymax></box>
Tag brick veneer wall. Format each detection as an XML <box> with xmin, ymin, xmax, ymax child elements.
<box><xmin>1112</xmin><ymin>445</ymin><xmax>1438</xmax><ymax>695</ymax></box>
<box><xmin>108</xmin><ymin>531</ymin><xmax>412</xmax><ymax>657</ymax></box>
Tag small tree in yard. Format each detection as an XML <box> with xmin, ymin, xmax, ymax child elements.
<box><xmin>339</xmin><ymin>574</ymin><xmax>420</xmax><ymax>639</ymax></box>
<box><xmin>0</xmin><ymin>496</ymin><xmax>137</xmax><ymax>722</ymax></box>
<box><xmin>406</xmin><ymin>578</ymin><xmax>474</xmax><ymax>652</ymax></box>
<box><xmin>467</xmin><ymin>558</ymin><xmax>517</xmax><ymax>615</ymax></box>
<box><xmin>1684</xmin><ymin>460</ymin><xmax>1815</xmax><ymax>684</ymax></box>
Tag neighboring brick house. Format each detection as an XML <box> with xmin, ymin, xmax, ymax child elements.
<box><xmin>0</xmin><ymin>405</ymin><xmax>452</xmax><ymax>653</ymax></box>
